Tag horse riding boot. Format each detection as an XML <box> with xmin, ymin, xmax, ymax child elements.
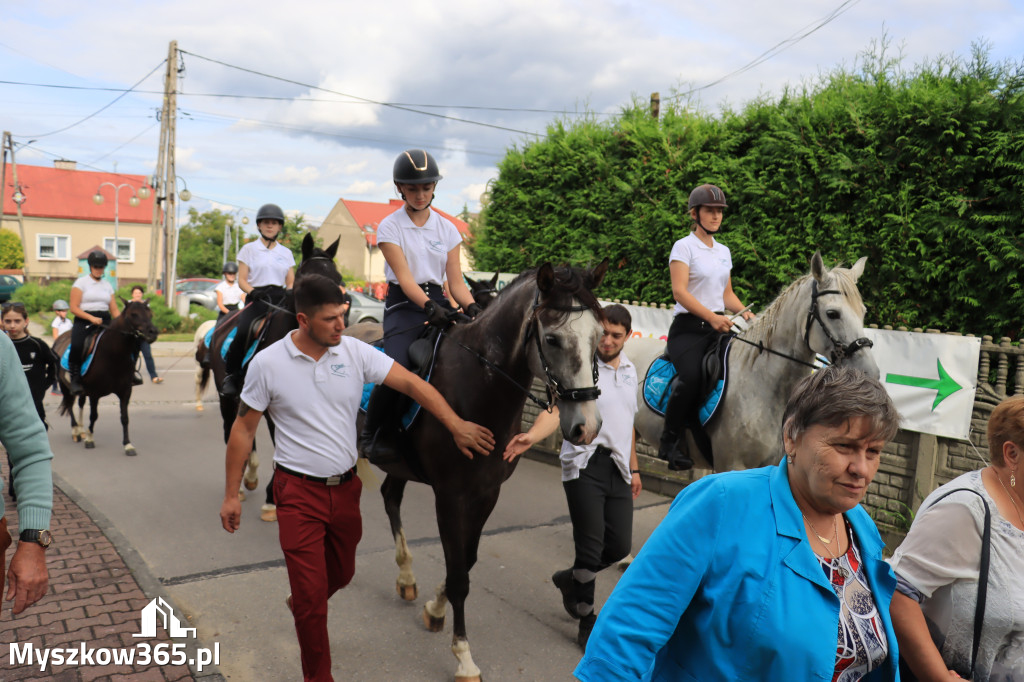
<box><xmin>658</xmin><ymin>379</ymin><xmax>694</xmax><ymax>470</ymax></box>
<box><xmin>359</xmin><ymin>386</ymin><xmax>403</xmax><ymax>465</ymax></box>
<box><xmin>221</xmin><ymin>372</ymin><xmax>242</xmax><ymax>398</ymax></box>
<box><xmin>132</xmin><ymin>370</ymin><xmax>144</xmax><ymax>386</ymax></box>
<box><xmin>551</xmin><ymin>569</ymin><xmax>580</xmax><ymax>620</ymax></box>
<box><xmin>69</xmin><ymin>364</ymin><xmax>84</xmax><ymax>396</ymax></box>
<box><xmin>577</xmin><ymin>612</ymin><xmax>597</xmax><ymax>650</ymax></box>
<box><xmin>574</xmin><ymin>573</ymin><xmax>597</xmax><ymax>649</ymax></box>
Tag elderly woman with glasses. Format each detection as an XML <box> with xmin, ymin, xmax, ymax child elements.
<box><xmin>575</xmin><ymin>365</ymin><xmax>903</xmax><ymax>682</ymax></box>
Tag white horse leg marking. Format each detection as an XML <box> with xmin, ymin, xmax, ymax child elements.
<box><xmin>243</xmin><ymin>448</ymin><xmax>259</xmax><ymax>490</ymax></box>
<box><xmin>422</xmin><ymin>581</ymin><xmax>447</xmax><ymax>632</ymax></box>
<box><xmin>395</xmin><ymin>529</ymin><xmax>416</xmax><ymax>595</ymax></box>
<box><xmin>451</xmin><ymin>637</ymin><xmax>481</xmax><ymax>682</ymax></box>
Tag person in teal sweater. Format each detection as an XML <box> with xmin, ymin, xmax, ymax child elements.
<box><xmin>0</xmin><ymin>331</ymin><xmax>54</xmax><ymax>617</ymax></box>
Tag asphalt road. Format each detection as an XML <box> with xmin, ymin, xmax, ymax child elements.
<box><xmin>43</xmin><ymin>345</ymin><xmax>673</xmax><ymax>681</ymax></box>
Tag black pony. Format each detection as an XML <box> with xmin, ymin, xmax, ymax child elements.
<box><xmin>53</xmin><ymin>299</ymin><xmax>158</xmax><ymax>455</ymax></box>
<box><xmin>353</xmin><ymin>261</ymin><xmax>608</xmax><ymax>681</ymax></box>
<box><xmin>199</xmin><ymin>233</ymin><xmax>341</xmax><ymax>496</ymax></box>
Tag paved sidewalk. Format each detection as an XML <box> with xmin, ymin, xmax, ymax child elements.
<box><xmin>1</xmin><ymin>459</ymin><xmax>203</xmax><ymax>682</ymax></box>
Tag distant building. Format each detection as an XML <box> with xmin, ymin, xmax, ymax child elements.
<box><xmin>318</xmin><ymin>198</ymin><xmax>472</xmax><ymax>283</ymax></box>
<box><xmin>1</xmin><ymin>161</ymin><xmax>157</xmax><ymax>283</ymax></box>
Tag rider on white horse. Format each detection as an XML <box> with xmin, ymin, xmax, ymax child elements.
<box><xmin>659</xmin><ymin>184</ymin><xmax>755</xmax><ymax>470</ymax></box>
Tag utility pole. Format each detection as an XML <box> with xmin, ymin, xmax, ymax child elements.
<box><xmin>2</xmin><ymin>132</ymin><xmax>31</xmax><ymax>281</ymax></box>
<box><xmin>651</xmin><ymin>92</ymin><xmax>660</xmax><ymax>120</ymax></box>
<box><xmin>147</xmin><ymin>43</ymin><xmax>174</xmax><ymax>294</ymax></box>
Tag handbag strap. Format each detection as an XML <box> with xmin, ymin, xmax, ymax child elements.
<box><xmin>924</xmin><ymin>487</ymin><xmax>990</xmax><ymax>678</ymax></box>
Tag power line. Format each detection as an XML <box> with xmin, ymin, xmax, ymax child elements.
<box><xmin>14</xmin><ymin>61</ymin><xmax>167</xmax><ymax>139</ymax></box>
<box><xmin>89</xmin><ymin>122</ymin><xmax>160</xmax><ymax>165</ymax></box>
<box><xmin>0</xmin><ymin>80</ymin><xmax>610</xmax><ymax>116</ymax></box>
<box><xmin>665</xmin><ymin>0</ymin><xmax>861</xmax><ymax>101</ymax></box>
<box><xmin>178</xmin><ymin>50</ymin><xmax>542</xmax><ymax>137</ymax></box>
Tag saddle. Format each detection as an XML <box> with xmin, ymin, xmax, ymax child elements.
<box><xmin>60</xmin><ymin>329</ymin><xmax>106</xmax><ymax>375</ymax></box>
<box><xmin>206</xmin><ymin>309</ymin><xmax>272</xmax><ymax>368</ymax></box>
<box><xmin>643</xmin><ymin>334</ymin><xmax>734</xmax><ymax>427</ymax></box>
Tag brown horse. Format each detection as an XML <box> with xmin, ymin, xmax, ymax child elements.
<box><xmin>53</xmin><ymin>299</ymin><xmax>158</xmax><ymax>455</ymax></box>
<box><xmin>350</xmin><ymin>261</ymin><xmax>607</xmax><ymax>681</ymax></box>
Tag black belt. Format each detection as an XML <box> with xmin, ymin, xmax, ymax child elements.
<box><xmin>386</xmin><ymin>282</ymin><xmax>445</xmax><ymax>305</ymax></box>
<box><xmin>275</xmin><ymin>463</ymin><xmax>356</xmax><ymax>486</ymax></box>
<box><xmin>594</xmin><ymin>445</ymin><xmax>614</xmax><ymax>457</ymax></box>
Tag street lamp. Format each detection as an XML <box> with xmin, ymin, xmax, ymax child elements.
<box><xmin>93</xmin><ymin>181</ymin><xmax>150</xmax><ymax>286</ymax></box>
<box><xmin>360</xmin><ymin>223</ymin><xmax>377</xmax><ymax>283</ymax></box>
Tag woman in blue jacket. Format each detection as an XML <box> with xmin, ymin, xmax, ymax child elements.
<box><xmin>575</xmin><ymin>365</ymin><xmax>902</xmax><ymax>682</ymax></box>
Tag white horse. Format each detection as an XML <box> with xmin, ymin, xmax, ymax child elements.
<box><xmin>192</xmin><ymin>320</ymin><xmax>217</xmax><ymax>411</ymax></box>
<box><xmin>630</xmin><ymin>251</ymin><xmax>879</xmax><ymax>471</ymax></box>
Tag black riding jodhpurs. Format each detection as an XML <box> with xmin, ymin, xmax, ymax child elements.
<box><xmin>562</xmin><ymin>446</ymin><xmax>633</xmax><ymax>574</ymax></box>
<box><xmin>382</xmin><ymin>283</ymin><xmax>454</xmax><ymax>369</ymax></box>
<box><xmin>69</xmin><ymin>311</ymin><xmax>112</xmax><ymax>369</ymax></box>
<box><xmin>225</xmin><ymin>286</ymin><xmax>286</xmax><ymax>376</ymax></box>
<box><xmin>665</xmin><ymin>313</ymin><xmax>723</xmax><ymax>419</ymax></box>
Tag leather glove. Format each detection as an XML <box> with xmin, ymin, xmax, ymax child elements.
<box><xmin>465</xmin><ymin>303</ymin><xmax>484</xmax><ymax>319</ymax></box>
<box><xmin>423</xmin><ymin>300</ymin><xmax>451</xmax><ymax>327</ymax></box>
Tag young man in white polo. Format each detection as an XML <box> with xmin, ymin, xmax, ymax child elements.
<box><xmin>219</xmin><ymin>274</ymin><xmax>494</xmax><ymax>682</ymax></box>
<box><xmin>503</xmin><ymin>304</ymin><xmax>641</xmax><ymax>649</ymax></box>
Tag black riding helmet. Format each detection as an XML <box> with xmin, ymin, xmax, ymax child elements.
<box><xmin>393</xmin><ymin>149</ymin><xmax>442</xmax><ymax>185</ymax></box>
<box><xmin>256</xmin><ymin>203</ymin><xmax>285</xmax><ymax>241</ymax></box>
<box><xmin>87</xmin><ymin>250</ymin><xmax>109</xmax><ymax>269</ymax></box>
<box><xmin>222</xmin><ymin>261</ymin><xmax>238</xmax><ymax>274</ymax></box>
<box><xmin>688</xmin><ymin>184</ymin><xmax>727</xmax><ymax>234</ymax></box>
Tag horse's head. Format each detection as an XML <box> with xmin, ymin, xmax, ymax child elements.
<box><xmin>466</xmin><ymin>272</ymin><xmax>500</xmax><ymax>310</ymax></box>
<box><xmin>803</xmin><ymin>251</ymin><xmax>878</xmax><ymax>378</ymax></box>
<box><xmin>530</xmin><ymin>259</ymin><xmax>609</xmax><ymax>445</ymax></box>
<box><xmin>297</xmin><ymin>233</ymin><xmax>342</xmax><ymax>285</ymax></box>
<box><xmin>119</xmin><ymin>298</ymin><xmax>158</xmax><ymax>344</ymax></box>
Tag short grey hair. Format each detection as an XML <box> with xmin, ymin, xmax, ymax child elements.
<box><xmin>782</xmin><ymin>365</ymin><xmax>901</xmax><ymax>443</ymax></box>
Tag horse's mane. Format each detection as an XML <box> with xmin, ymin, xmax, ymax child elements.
<box><xmin>503</xmin><ymin>265</ymin><xmax>604</xmax><ymax>323</ymax></box>
<box><xmin>743</xmin><ymin>263</ymin><xmax>864</xmax><ymax>347</ymax></box>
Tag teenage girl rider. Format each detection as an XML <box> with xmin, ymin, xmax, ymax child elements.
<box><xmin>222</xmin><ymin>204</ymin><xmax>295</xmax><ymax>397</ymax></box>
<box><xmin>360</xmin><ymin>149</ymin><xmax>483</xmax><ymax>455</ymax></box>
<box><xmin>68</xmin><ymin>250</ymin><xmax>120</xmax><ymax>395</ymax></box>
<box><xmin>658</xmin><ymin>184</ymin><xmax>754</xmax><ymax>470</ymax></box>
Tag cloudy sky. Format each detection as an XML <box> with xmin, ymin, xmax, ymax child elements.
<box><xmin>2</xmin><ymin>0</ymin><xmax>1022</xmax><ymax>231</ymax></box>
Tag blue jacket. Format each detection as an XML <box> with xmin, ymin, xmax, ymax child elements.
<box><xmin>575</xmin><ymin>458</ymin><xmax>899</xmax><ymax>681</ymax></box>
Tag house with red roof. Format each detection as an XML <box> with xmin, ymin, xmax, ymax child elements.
<box><xmin>318</xmin><ymin>198</ymin><xmax>473</xmax><ymax>284</ymax></box>
<box><xmin>1</xmin><ymin>161</ymin><xmax>157</xmax><ymax>283</ymax></box>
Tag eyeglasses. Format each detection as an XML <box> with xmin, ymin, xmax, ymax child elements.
<box><xmin>1</xmin><ymin>301</ymin><xmax>27</xmax><ymax>314</ymax></box>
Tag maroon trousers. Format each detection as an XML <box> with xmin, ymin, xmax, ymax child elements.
<box><xmin>274</xmin><ymin>470</ymin><xmax>362</xmax><ymax>682</ymax></box>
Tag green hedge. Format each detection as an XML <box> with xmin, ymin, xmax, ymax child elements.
<box><xmin>471</xmin><ymin>44</ymin><xmax>1024</xmax><ymax>338</ymax></box>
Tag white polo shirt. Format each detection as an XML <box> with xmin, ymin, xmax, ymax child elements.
<box><xmin>669</xmin><ymin>232</ymin><xmax>733</xmax><ymax>316</ymax></box>
<box><xmin>215</xmin><ymin>280</ymin><xmax>244</xmax><ymax>306</ymax></box>
<box><xmin>51</xmin><ymin>316</ymin><xmax>73</xmax><ymax>336</ymax></box>
<box><xmin>240</xmin><ymin>332</ymin><xmax>394</xmax><ymax>477</ymax></box>
<box><xmin>377</xmin><ymin>207</ymin><xmax>462</xmax><ymax>285</ymax></box>
<box><xmin>559</xmin><ymin>352</ymin><xmax>638</xmax><ymax>484</ymax></box>
<box><xmin>72</xmin><ymin>275</ymin><xmax>115</xmax><ymax>313</ymax></box>
<box><xmin>237</xmin><ymin>239</ymin><xmax>295</xmax><ymax>287</ymax></box>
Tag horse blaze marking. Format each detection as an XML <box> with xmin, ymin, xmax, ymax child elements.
<box><xmin>885</xmin><ymin>358</ymin><xmax>963</xmax><ymax>410</ymax></box>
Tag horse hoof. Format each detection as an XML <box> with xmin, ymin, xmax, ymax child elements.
<box><xmin>243</xmin><ymin>477</ymin><xmax>258</xmax><ymax>491</ymax></box>
<box><xmin>196</xmin><ymin>405</ymin><xmax>204</xmax><ymax>412</ymax></box>
<box><xmin>260</xmin><ymin>504</ymin><xmax>277</xmax><ymax>523</ymax></box>
<box><xmin>84</xmin><ymin>441</ymin><xmax>95</xmax><ymax>449</ymax></box>
<box><xmin>422</xmin><ymin>606</ymin><xmax>445</xmax><ymax>632</ymax></box>
<box><xmin>454</xmin><ymin>675</ymin><xmax>481</xmax><ymax>682</ymax></box>
<box><xmin>238</xmin><ymin>489</ymin><xmax>246</xmax><ymax>501</ymax></box>
<box><xmin>72</xmin><ymin>434</ymin><xmax>81</xmax><ymax>443</ymax></box>
<box><xmin>125</xmin><ymin>446</ymin><xmax>137</xmax><ymax>457</ymax></box>
<box><xmin>396</xmin><ymin>582</ymin><xmax>418</xmax><ymax>602</ymax></box>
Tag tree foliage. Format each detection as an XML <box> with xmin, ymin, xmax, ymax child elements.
<box><xmin>471</xmin><ymin>42</ymin><xmax>1024</xmax><ymax>338</ymax></box>
<box><xmin>0</xmin><ymin>229</ymin><xmax>24</xmax><ymax>269</ymax></box>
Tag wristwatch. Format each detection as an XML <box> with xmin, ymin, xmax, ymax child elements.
<box><xmin>19</xmin><ymin>529</ymin><xmax>53</xmax><ymax>548</ymax></box>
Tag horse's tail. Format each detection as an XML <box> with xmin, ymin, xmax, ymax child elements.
<box><xmin>58</xmin><ymin>388</ymin><xmax>74</xmax><ymax>417</ymax></box>
<box><xmin>200</xmin><ymin>365</ymin><xmax>211</xmax><ymax>393</ymax></box>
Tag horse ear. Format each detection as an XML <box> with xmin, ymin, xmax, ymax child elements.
<box><xmin>588</xmin><ymin>258</ymin><xmax>609</xmax><ymax>290</ymax></box>
<box><xmin>488</xmin><ymin>272</ymin><xmax>499</xmax><ymax>287</ymax></box>
<box><xmin>302</xmin><ymin>232</ymin><xmax>314</xmax><ymax>261</ymax></box>
<box><xmin>119</xmin><ymin>295</ymin><xmax>129</xmax><ymax>307</ymax></box>
<box><xmin>810</xmin><ymin>251</ymin><xmax>826</xmax><ymax>282</ymax></box>
<box><xmin>536</xmin><ymin>263</ymin><xmax>555</xmax><ymax>293</ymax></box>
<box><xmin>325</xmin><ymin>237</ymin><xmax>340</xmax><ymax>260</ymax></box>
<box><xmin>465</xmin><ymin>274</ymin><xmax>479</xmax><ymax>288</ymax></box>
<box><xmin>849</xmin><ymin>256</ymin><xmax>867</xmax><ymax>282</ymax></box>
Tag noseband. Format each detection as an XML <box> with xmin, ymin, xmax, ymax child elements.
<box><xmin>528</xmin><ymin>291</ymin><xmax>601</xmax><ymax>404</ymax></box>
<box><xmin>803</xmin><ymin>280</ymin><xmax>873</xmax><ymax>364</ymax></box>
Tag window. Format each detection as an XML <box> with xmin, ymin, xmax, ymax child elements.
<box><xmin>37</xmin><ymin>234</ymin><xmax>70</xmax><ymax>261</ymax></box>
<box><xmin>103</xmin><ymin>238</ymin><xmax>134</xmax><ymax>263</ymax></box>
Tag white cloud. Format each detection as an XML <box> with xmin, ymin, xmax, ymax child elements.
<box><xmin>272</xmin><ymin>166</ymin><xmax>321</xmax><ymax>185</ymax></box>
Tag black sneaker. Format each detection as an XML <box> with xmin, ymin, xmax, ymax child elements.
<box><xmin>552</xmin><ymin>569</ymin><xmax>579</xmax><ymax>620</ymax></box>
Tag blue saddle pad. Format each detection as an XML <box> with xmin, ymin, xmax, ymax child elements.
<box><xmin>359</xmin><ymin>333</ymin><xmax>443</xmax><ymax>430</ymax></box>
<box><xmin>642</xmin><ymin>342</ymin><xmax>732</xmax><ymax>427</ymax></box>
<box><xmin>60</xmin><ymin>330</ymin><xmax>106</xmax><ymax>375</ymax></box>
<box><xmin>205</xmin><ymin>325</ymin><xmax>259</xmax><ymax>366</ymax></box>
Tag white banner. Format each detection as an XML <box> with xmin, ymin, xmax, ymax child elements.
<box><xmin>861</xmin><ymin>328</ymin><xmax>980</xmax><ymax>440</ymax></box>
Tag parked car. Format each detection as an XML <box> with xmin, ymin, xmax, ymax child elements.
<box><xmin>348</xmin><ymin>291</ymin><xmax>385</xmax><ymax>324</ymax></box>
<box><xmin>174</xmin><ymin>278</ymin><xmax>220</xmax><ymax>310</ymax></box>
<box><xmin>0</xmin><ymin>274</ymin><xmax>21</xmax><ymax>303</ymax></box>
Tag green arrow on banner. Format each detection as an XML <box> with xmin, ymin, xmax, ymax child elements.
<box><xmin>886</xmin><ymin>359</ymin><xmax>964</xmax><ymax>410</ymax></box>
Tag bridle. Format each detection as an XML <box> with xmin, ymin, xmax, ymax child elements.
<box><xmin>527</xmin><ymin>290</ymin><xmax>601</xmax><ymax>405</ymax></box>
<box><xmin>803</xmin><ymin>279</ymin><xmax>873</xmax><ymax>364</ymax></box>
